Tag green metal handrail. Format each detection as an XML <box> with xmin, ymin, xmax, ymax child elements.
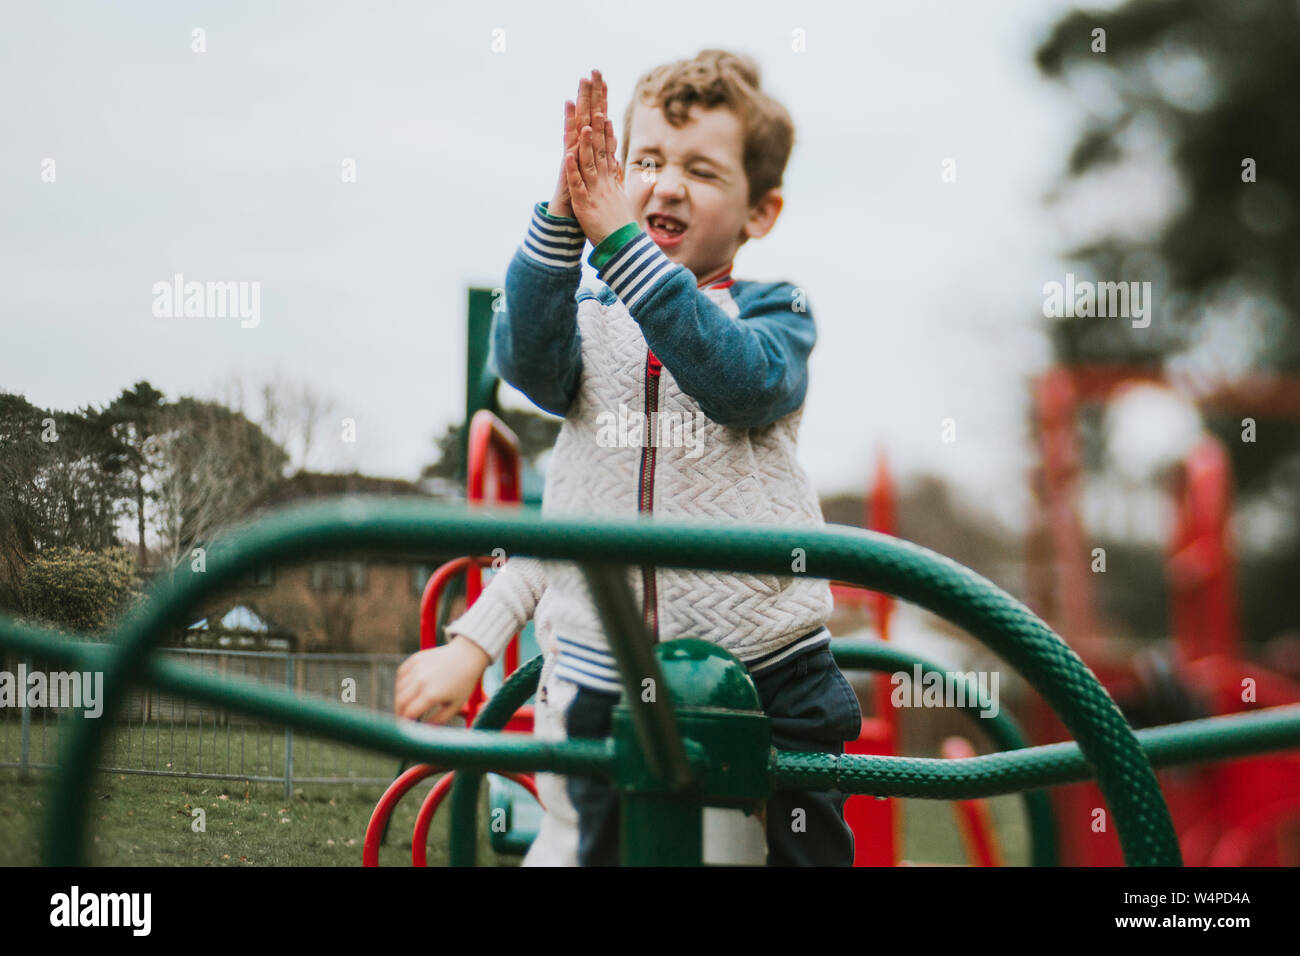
<box><xmin>10</xmin><ymin>626</ymin><xmax>1294</xmax><ymax>815</ymax></box>
<box><xmin>0</xmin><ymin>619</ymin><xmax>614</xmax><ymax>777</ymax></box>
<box><xmin>445</xmin><ymin>650</ymin><xmax>1300</xmax><ymax>865</ymax></box>
<box><xmin>444</xmin><ymin>641</ymin><xmax>1059</xmax><ymax>866</ymax></box>
<box><xmin>770</xmin><ymin>704</ymin><xmax>1300</xmax><ymax>794</ymax></box>
<box><xmin>0</xmin><ymin>497</ymin><xmax>1186</xmax><ymax>865</ymax></box>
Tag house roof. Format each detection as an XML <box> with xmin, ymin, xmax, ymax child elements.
<box><xmin>188</xmin><ymin>604</ymin><xmax>289</xmax><ymax>635</ymax></box>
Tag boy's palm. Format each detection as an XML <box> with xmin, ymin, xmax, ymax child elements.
<box><xmin>553</xmin><ymin>71</ymin><xmax>622</xmax><ymax>218</ymax></box>
<box><xmin>565</xmin><ymin>110</ymin><xmax>635</xmax><ymax>245</ymax></box>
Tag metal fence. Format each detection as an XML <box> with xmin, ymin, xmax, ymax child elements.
<box><xmin>0</xmin><ymin>647</ymin><xmax>411</xmax><ymax>794</ymax></box>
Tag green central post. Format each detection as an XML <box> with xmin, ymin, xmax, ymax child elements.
<box><xmin>615</xmin><ymin>640</ymin><xmax>772</xmax><ymax>866</ymax></box>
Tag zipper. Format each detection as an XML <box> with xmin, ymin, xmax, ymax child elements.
<box><xmin>638</xmin><ymin>348</ymin><xmax>662</xmax><ymax>640</ymax></box>
<box><xmin>632</xmin><ymin>267</ymin><xmax>731</xmax><ymax>642</ymax></box>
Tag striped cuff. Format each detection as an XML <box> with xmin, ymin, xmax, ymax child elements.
<box><xmin>521</xmin><ymin>202</ymin><xmax>586</xmax><ymax>270</ymax></box>
<box><xmin>553</xmin><ymin>636</ymin><xmax>624</xmax><ymax>695</ymax></box>
<box><xmin>589</xmin><ymin>228</ymin><xmax>683</xmax><ymax>310</ymax></box>
<box><xmin>589</xmin><ymin>222</ymin><xmax>641</xmax><ymax>268</ymax></box>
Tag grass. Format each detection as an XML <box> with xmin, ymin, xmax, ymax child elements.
<box><xmin>899</xmin><ymin>796</ymin><xmax>1031</xmax><ymax>866</ymax></box>
<box><xmin>1</xmin><ymin>720</ymin><xmax>1033</xmax><ymax>867</ymax></box>
<box><xmin>0</xmin><ymin>762</ymin><xmax>1030</xmax><ymax>866</ymax></box>
<box><xmin>0</xmin><ymin>765</ymin><xmax>518</xmax><ymax>867</ymax></box>
<box><xmin>2</xmin><ymin>718</ymin><xmax>406</xmax><ymax>782</ymax></box>
<box><xmin>0</xmin><ymin>717</ymin><xmax>521</xmax><ymax>866</ymax></box>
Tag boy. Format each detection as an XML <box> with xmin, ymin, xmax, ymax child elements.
<box><xmin>395</xmin><ymin>50</ymin><xmax>860</xmax><ymax>866</ymax></box>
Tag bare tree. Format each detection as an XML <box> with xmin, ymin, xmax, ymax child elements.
<box><xmin>217</xmin><ymin>375</ymin><xmax>337</xmax><ymax>473</ymax></box>
<box><xmin>149</xmin><ymin>399</ymin><xmax>288</xmax><ymax>570</ymax></box>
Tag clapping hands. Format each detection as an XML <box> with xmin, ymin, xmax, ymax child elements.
<box><xmin>550</xmin><ymin>69</ymin><xmax>635</xmax><ymax>247</ymax></box>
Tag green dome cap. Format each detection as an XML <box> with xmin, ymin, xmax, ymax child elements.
<box><xmin>654</xmin><ymin>639</ymin><xmax>761</xmax><ymax>711</ymax></box>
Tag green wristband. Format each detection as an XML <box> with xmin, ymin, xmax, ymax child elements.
<box><xmin>589</xmin><ymin>222</ymin><xmax>642</xmax><ymax>270</ymax></box>
<box><xmin>539</xmin><ymin>201</ymin><xmax>579</xmax><ymax>223</ymax></box>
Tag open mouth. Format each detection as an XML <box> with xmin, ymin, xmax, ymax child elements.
<box><xmin>647</xmin><ymin>213</ymin><xmax>688</xmax><ymax>246</ymax></box>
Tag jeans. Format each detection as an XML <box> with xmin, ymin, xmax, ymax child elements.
<box><xmin>564</xmin><ymin>642</ymin><xmax>862</xmax><ymax>866</ymax></box>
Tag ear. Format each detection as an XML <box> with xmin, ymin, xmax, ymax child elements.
<box><xmin>743</xmin><ymin>187</ymin><xmax>783</xmax><ymax>241</ymax></box>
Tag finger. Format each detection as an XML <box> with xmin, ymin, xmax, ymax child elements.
<box><xmin>401</xmin><ymin>683</ymin><xmax>437</xmax><ymax>720</ymax></box>
<box><xmin>393</xmin><ymin>676</ymin><xmax>413</xmax><ymax>715</ymax></box>
<box><xmin>397</xmin><ymin>689</ymin><xmax>422</xmax><ymax>720</ymax></box>
<box><xmin>408</xmin><ymin>686</ymin><xmax>446</xmax><ymax>721</ymax></box>
<box><xmin>591</xmin><ymin>113</ymin><xmax>609</xmax><ymax>175</ymax></box>
<box><xmin>592</xmin><ymin>69</ymin><xmax>605</xmax><ymax>121</ymax></box>
<box><xmin>602</xmin><ymin>114</ymin><xmax>619</xmax><ymax>178</ymax></box>
<box><xmin>598</xmin><ymin>76</ymin><xmax>611</xmax><ymax>148</ymax></box>
<box><xmin>563</xmin><ymin>100</ymin><xmax>577</xmax><ymax>149</ymax></box>
<box><xmin>577</xmin><ymin>77</ymin><xmax>591</xmax><ymax>131</ymax></box>
<box><xmin>603</xmin><ymin>107</ymin><xmax>617</xmax><ymax>154</ymax></box>
<box><xmin>401</xmin><ymin>674</ymin><xmax>445</xmax><ymax>718</ymax></box>
<box><xmin>566</xmin><ymin>151</ymin><xmax>592</xmax><ymax>210</ymax></box>
<box><xmin>425</xmin><ymin>701</ymin><xmax>458</xmax><ymax>725</ymax></box>
<box><xmin>577</xmin><ymin>125</ymin><xmax>592</xmax><ymax>178</ymax></box>
<box><xmin>578</xmin><ymin>125</ymin><xmax>597</xmax><ymax>177</ymax></box>
<box><xmin>564</xmin><ymin>151</ymin><xmax>590</xmax><ymax>204</ymax></box>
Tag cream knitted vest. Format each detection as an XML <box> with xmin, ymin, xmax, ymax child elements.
<box><xmin>533</xmin><ymin>278</ymin><xmax>833</xmax><ymax>676</ymax></box>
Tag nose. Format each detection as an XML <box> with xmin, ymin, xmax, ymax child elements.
<box><xmin>652</xmin><ymin>167</ymin><xmax>688</xmax><ymax>201</ymax></box>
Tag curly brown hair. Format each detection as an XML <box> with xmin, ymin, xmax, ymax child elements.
<box><xmin>620</xmin><ymin>49</ymin><xmax>795</xmax><ymax>208</ymax></box>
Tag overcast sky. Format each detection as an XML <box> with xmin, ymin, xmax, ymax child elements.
<box><xmin>1</xmin><ymin>0</ymin><xmax>1151</xmax><ymax>532</ymax></box>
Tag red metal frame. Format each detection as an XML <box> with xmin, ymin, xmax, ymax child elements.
<box><xmin>838</xmin><ymin>454</ymin><xmax>1004</xmax><ymax>866</ymax></box>
<box><xmin>420</xmin><ymin>555</ymin><xmax>495</xmax><ymax>651</ymax></box>
<box><xmin>463</xmin><ymin>410</ymin><xmax>525</xmax><ymax>703</ymax></box>
<box><xmin>842</xmin><ymin>453</ymin><xmax>904</xmax><ymax>866</ymax></box>
<box><xmin>1029</xmin><ymin>364</ymin><xmax>1300</xmax><ymax>866</ymax></box>
<box><xmin>361</xmin><ymin>763</ymin><xmax>543</xmax><ymax>867</ymax></box>
<box><xmin>415</xmin><ymin>411</ymin><xmax>530</xmax><ymax>722</ymax></box>
<box><xmin>363</xmin><ymin>763</ymin><xmax>445</xmax><ymax>866</ymax></box>
<box><xmin>1167</xmin><ymin>437</ymin><xmax>1241</xmax><ymax>675</ymax></box>
<box><xmin>410</xmin><ymin>771</ymin><xmax>541</xmax><ymax>867</ymax></box>
<box><xmin>365</xmin><ymin>410</ymin><xmax>540</xmax><ymax>864</ymax></box>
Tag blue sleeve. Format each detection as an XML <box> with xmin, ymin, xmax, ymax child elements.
<box><xmin>490</xmin><ymin>203</ymin><xmax>587</xmax><ymax>416</ymax></box>
<box><xmin>588</xmin><ymin>229</ymin><xmax>815</xmax><ymax>429</ymax></box>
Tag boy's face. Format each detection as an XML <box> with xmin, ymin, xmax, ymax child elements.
<box><xmin>624</xmin><ymin>102</ymin><xmax>782</xmax><ymax>280</ymax></box>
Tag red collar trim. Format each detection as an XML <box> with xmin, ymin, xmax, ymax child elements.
<box><xmin>697</xmin><ymin>265</ymin><xmax>734</xmax><ymax>290</ymax></box>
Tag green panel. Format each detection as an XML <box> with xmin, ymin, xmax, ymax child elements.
<box><xmin>463</xmin><ymin>286</ymin><xmax>500</xmax><ymax>482</ymax></box>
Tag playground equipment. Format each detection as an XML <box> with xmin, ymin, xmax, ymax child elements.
<box><xmin>401</xmin><ymin>289</ymin><xmax>1025</xmax><ymax>866</ymax></box>
<box><xmin>377</xmin><ymin>411</ymin><xmax>1012</xmax><ymax>866</ymax></box>
<box><xmin>8</xmin><ymin>293</ymin><xmax>1300</xmax><ymax>866</ymax></box>
<box><xmin>8</xmin><ymin>498</ymin><xmax>1300</xmax><ymax>865</ymax></box>
<box><xmin>355</xmin><ymin>296</ymin><xmax>1300</xmax><ymax>867</ymax></box>
<box><xmin>1028</xmin><ymin>364</ymin><xmax>1300</xmax><ymax>865</ymax></box>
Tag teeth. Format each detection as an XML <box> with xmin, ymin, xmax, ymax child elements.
<box><xmin>651</xmin><ymin>216</ymin><xmax>684</xmax><ymax>234</ymax></box>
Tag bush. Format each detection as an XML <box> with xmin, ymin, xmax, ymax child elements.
<box><xmin>19</xmin><ymin>546</ymin><xmax>139</xmax><ymax>634</ymax></box>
